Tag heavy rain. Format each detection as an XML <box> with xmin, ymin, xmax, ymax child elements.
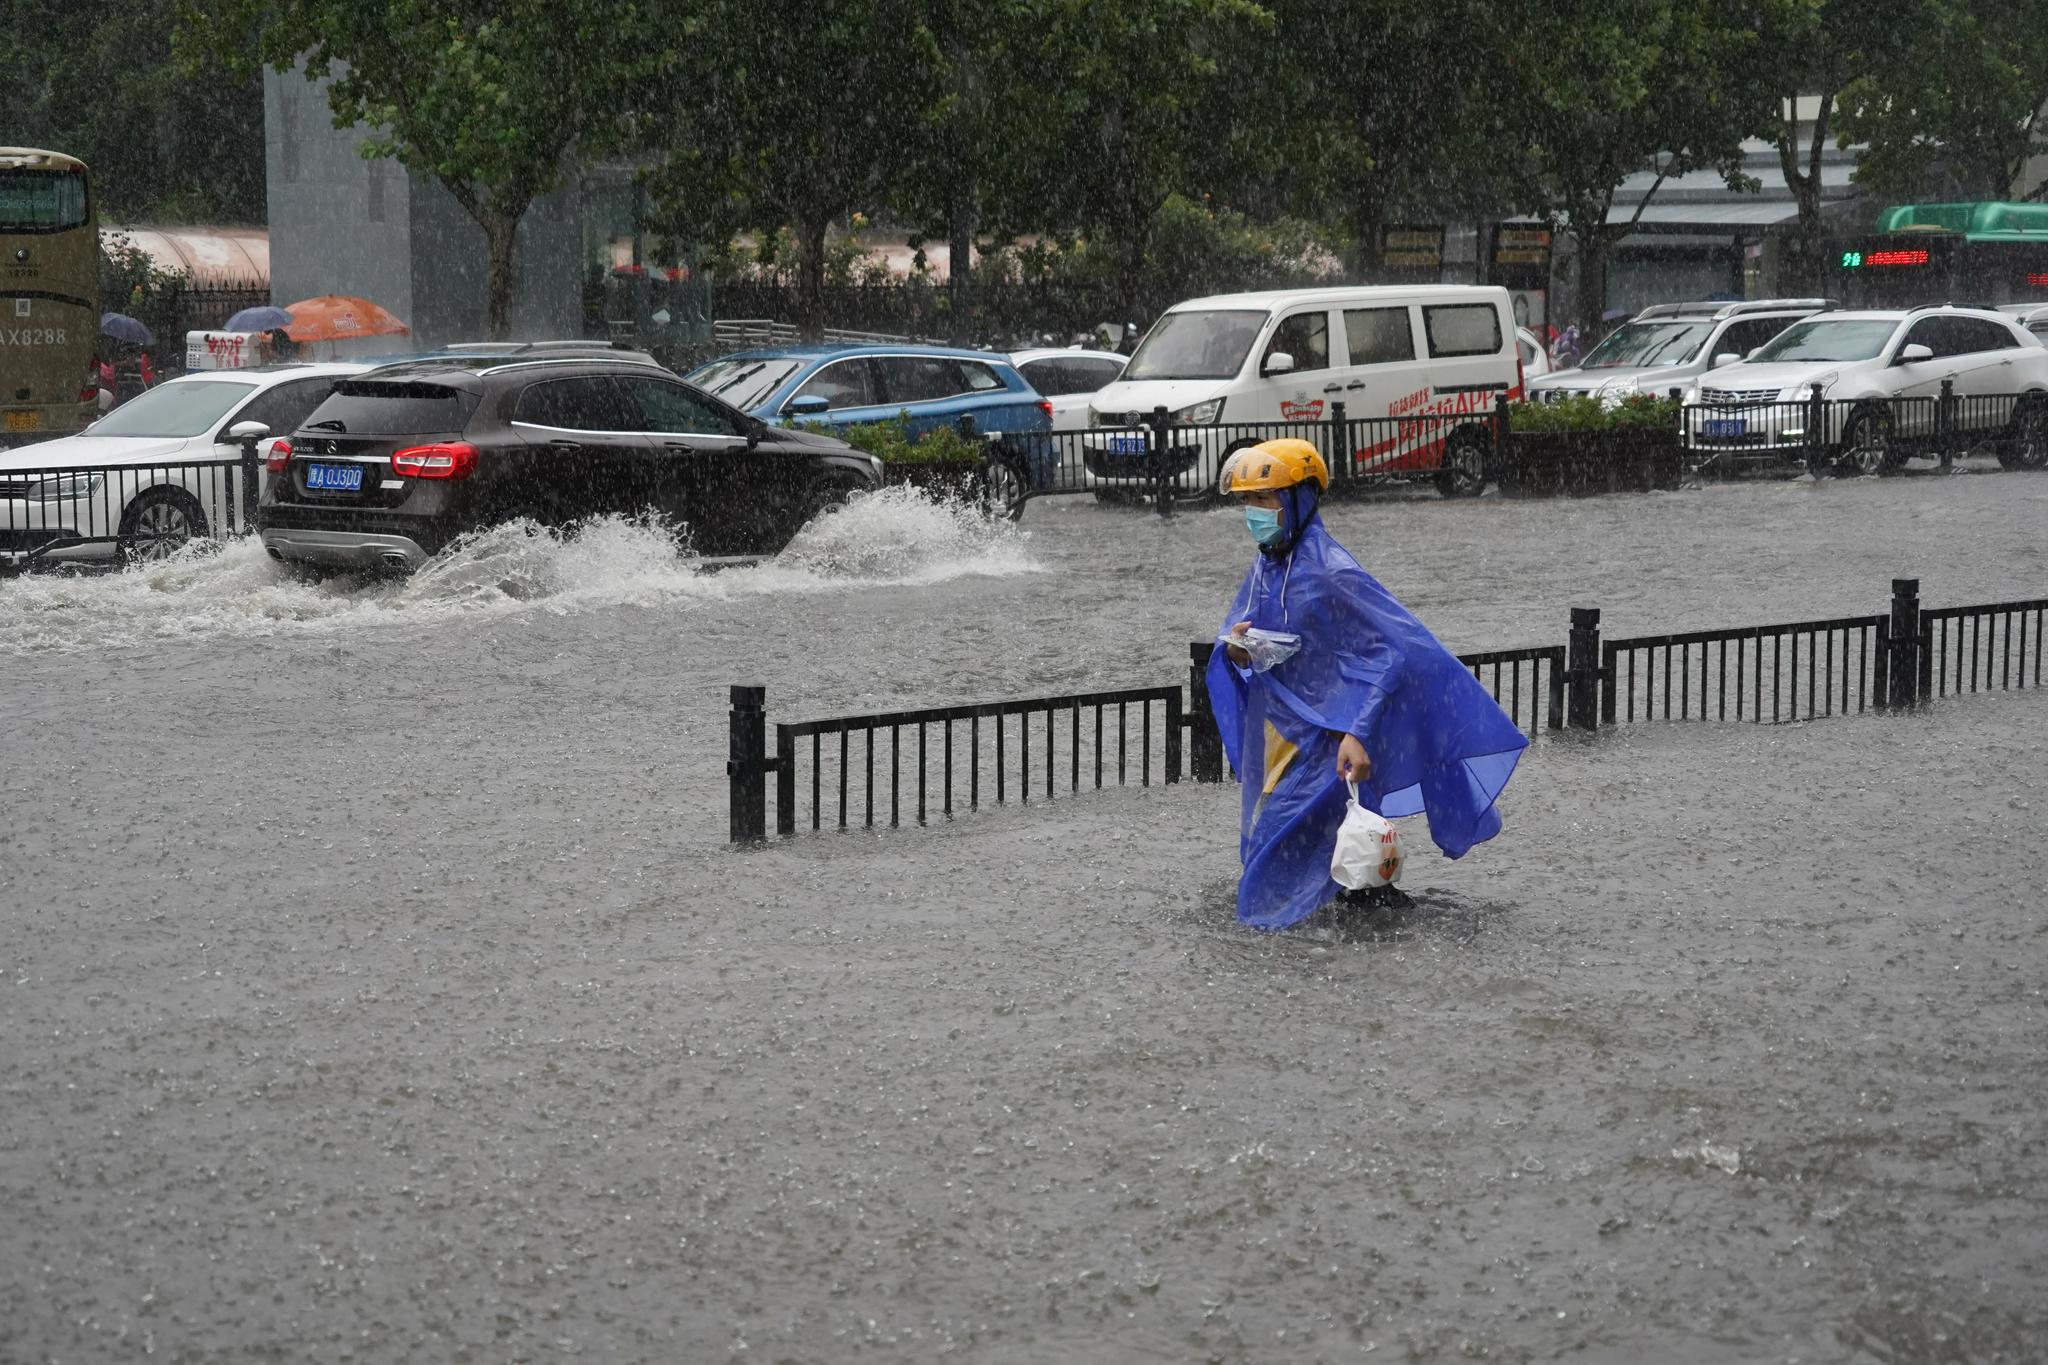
<box><xmin>6</xmin><ymin>1</ymin><xmax>2048</xmax><ymax>1361</ymax></box>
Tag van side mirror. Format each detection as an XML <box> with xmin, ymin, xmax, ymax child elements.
<box><xmin>1897</xmin><ymin>343</ymin><xmax>1934</xmax><ymax>364</ymax></box>
<box><xmin>784</xmin><ymin>394</ymin><xmax>830</xmax><ymax>417</ymax></box>
<box><xmin>1263</xmin><ymin>351</ymin><xmax>1296</xmax><ymax>377</ymax></box>
<box><xmin>1712</xmin><ymin>353</ymin><xmax>1740</xmax><ymax>369</ymax></box>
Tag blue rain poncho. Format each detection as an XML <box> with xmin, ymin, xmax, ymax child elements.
<box><xmin>1208</xmin><ymin>490</ymin><xmax>1528</xmax><ymax>930</ymax></box>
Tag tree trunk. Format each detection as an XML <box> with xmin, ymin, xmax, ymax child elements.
<box><xmin>1575</xmin><ymin>223</ymin><xmax>1610</xmax><ymax>342</ymax></box>
<box><xmin>1351</xmin><ymin>182</ymin><xmax>1385</xmax><ymax>283</ymax></box>
<box><xmin>797</xmin><ymin>215</ymin><xmax>829</xmax><ymax>342</ymax></box>
<box><xmin>947</xmin><ymin>198</ymin><xmax>977</xmax><ymax>346</ymax></box>
<box><xmin>484</xmin><ymin>214</ymin><xmax>520</xmax><ymax>341</ymax></box>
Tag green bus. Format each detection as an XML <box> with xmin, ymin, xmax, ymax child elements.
<box><xmin>1830</xmin><ymin>202</ymin><xmax>2048</xmax><ymax>309</ymax></box>
<box><xmin>1</xmin><ymin>148</ymin><xmax>97</xmax><ymax>447</ymax></box>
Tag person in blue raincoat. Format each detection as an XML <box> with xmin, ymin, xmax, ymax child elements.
<box><xmin>1208</xmin><ymin>438</ymin><xmax>1528</xmax><ymax>930</ymax></box>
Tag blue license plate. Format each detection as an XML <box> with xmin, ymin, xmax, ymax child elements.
<box><xmin>1703</xmin><ymin>418</ymin><xmax>1746</xmax><ymax>439</ymax></box>
<box><xmin>305</xmin><ymin>462</ymin><xmax>364</xmax><ymax>492</ymax></box>
<box><xmin>1107</xmin><ymin>434</ymin><xmax>1147</xmax><ymax>456</ymax></box>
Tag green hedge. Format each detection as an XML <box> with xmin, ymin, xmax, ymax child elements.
<box><xmin>1508</xmin><ymin>393</ymin><xmax>1680</xmax><ymax>434</ymax></box>
<box><xmin>802</xmin><ymin>413</ymin><xmax>987</xmax><ymax>466</ymax></box>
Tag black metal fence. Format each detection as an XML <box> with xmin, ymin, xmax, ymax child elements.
<box><xmin>728</xmin><ymin>576</ymin><xmax>2041</xmax><ymax>843</ymax></box>
<box><xmin>0</xmin><ymin>451</ymin><xmax>264</xmax><ymax>567</ymax></box>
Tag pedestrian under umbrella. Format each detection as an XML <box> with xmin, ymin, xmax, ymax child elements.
<box><xmin>1207</xmin><ymin>439</ymin><xmax>1528</xmax><ymax>930</ymax></box>
<box><xmin>99</xmin><ymin>312</ymin><xmax>153</xmax><ymax>346</ymax></box>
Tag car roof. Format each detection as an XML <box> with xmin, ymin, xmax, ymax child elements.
<box><xmin>169</xmin><ymin>362</ymin><xmax>371</xmax><ymax>385</ymax></box>
<box><xmin>1010</xmin><ymin>348</ymin><xmax>1128</xmax><ymax>365</ymax></box>
<box><xmin>1168</xmin><ymin>284</ymin><xmax>1505</xmax><ymax>312</ymax></box>
<box><xmin>1799</xmin><ymin>306</ymin><xmax>2016</xmax><ymax>323</ymax></box>
<box><xmin>707</xmin><ymin>343</ymin><xmax>1019</xmax><ymax>365</ymax></box>
<box><xmin>361</xmin><ymin>355</ymin><xmax>668</xmax><ymax>383</ymax></box>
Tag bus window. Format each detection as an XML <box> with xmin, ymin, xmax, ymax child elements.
<box><xmin>0</xmin><ymin>168</ymin><xmax>89</xmax><ymax>230</ymax></box>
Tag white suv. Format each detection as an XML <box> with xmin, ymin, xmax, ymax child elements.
<box><xmin>1530</xmin><ymin>298</ymin><xmax>1829</xmax><ymax>404</ymax></box>
<box><xmin>1681</xmin><ymin>306</ymin><xmax>2048</xmax><ymax>474</ymax></box>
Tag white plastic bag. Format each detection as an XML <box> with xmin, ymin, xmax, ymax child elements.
<box><xmin>1329</xmin><ymin>781</ymin><xmax>1404</xmax><ymax>889</ymax></box>
<box><xmin>1216</xmin><ymin>626</ymin><xmax>1302</xmax><ymax>673</ymax></box>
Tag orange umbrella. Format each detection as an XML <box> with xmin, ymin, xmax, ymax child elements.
<box><xmin>284</xmin><ymin>295</ymin><xmax>410</xmax><ymax>343</ymax></box>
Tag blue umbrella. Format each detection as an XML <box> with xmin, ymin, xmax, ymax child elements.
<box><xmin>223</xmin><ymin>305</ymin><xmax>294</xmax><ymax>332</ymax></box>
<box><xmin>100</xmin><ymin>312</ymin><xmax>154</xmax><ymax>345</ymax></box>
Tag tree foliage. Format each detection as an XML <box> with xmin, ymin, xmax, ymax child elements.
<box><xmin>4</xmin><ymin>0</ymin><xmax>265</xmax><ymax>223</ymax></box>
<box><xmin>1835</xmin><ymin>0</ymin><xmax>2048</xmax><ymax>201</ymax></box>
<box><xmin>179</xmin><ymin>0</ymin><xmax>674</xmax><ymax>336</ymax></box>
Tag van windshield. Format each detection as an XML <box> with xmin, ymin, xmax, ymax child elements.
<box><xmin>1578</xmin><ymin>320</ymin><xmax>1714</xmax><ymax>369</ymax></box>
<box><xmin>1124</xmin><ymin>310</ymin><xmax>1267</xmax><ymax>381</ymax></box>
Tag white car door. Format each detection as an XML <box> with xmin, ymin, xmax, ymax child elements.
<box><xmin>1240</xmin><ymin>308</ymin><xmax>1333</xmax><ymax>432</ymax></box>
<box><xmin>1887</xmin><ymin>317</ymin><xmax>1953</xmax><ymax>438</ymax></box>
<box><xmin>1337</xmin><ymin>304</ymin><xmax>1429</xmax><ymax>473</ymax></box>
<box><xmin>1949</xmin><ymin>317</ymin><xmax>2029</xmax><ymax>434</ymax></box>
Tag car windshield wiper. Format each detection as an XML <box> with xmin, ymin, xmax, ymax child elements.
<box><xmin>306</xmin><ymin>419</ymin><xmax>348</xmax><ymax>432</ymax></box>
<box><xmin>709</xmin><ymin>363</ymin><xmax>765</xmax><ymax>395</ymax></box>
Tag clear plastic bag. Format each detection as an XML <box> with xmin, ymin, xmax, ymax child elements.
<box><xmin>1329</xmin><ymin>780</ymin><xmax>1404</xmax><ymax>889</ymax></box>
<box><xmin>1218</xmin><ymin>626</ymin><xmax>1302</xmax><ymax>673</ymax></box>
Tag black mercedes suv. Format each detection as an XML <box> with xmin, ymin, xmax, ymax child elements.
<box><xmin>257</xmin><ymin>355</ymin><xmax>882</xmax><ymax>572</ymax></box>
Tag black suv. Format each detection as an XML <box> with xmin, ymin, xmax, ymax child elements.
<box><xmin>257</xmin><ymin>356</ymin><xmax>881</xmax><ymax>572</ymax></box>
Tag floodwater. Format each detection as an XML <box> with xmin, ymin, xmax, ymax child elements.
<box><xmin>3</xmin><ymin>474</ymin><xmax>2046</xmax><ymax>1363</ymax></box>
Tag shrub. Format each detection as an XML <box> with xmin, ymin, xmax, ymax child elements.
<box><xmin>809</xmin><ymin>413</ymin><xmax>986</xmax><ymax>466</ymax></box>
<box><xmin>1508</xmin><ymin>393</ymin><xmax>1679</xmax><ymax>434</ymax></box>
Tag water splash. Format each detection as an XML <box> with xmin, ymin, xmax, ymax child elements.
<box><xmin>0</xmin><ymin>488</ymin><xmax>1037</xmax><ymax>655</ymax></box>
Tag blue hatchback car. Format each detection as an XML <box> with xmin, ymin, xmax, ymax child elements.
<box><xmin>685</xmin><ymin>344</ymin><xmax>1057</xmax><ymax>492</ymax></box>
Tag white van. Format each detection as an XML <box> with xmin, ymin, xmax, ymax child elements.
<box><xmin>1081</xmin><ymin>284</ymin><xmax>1521</xmax><ymax>499</ymax></box>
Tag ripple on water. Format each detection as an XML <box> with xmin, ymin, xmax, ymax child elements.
<box><xmin>0</xmin><ymin>486</ymin><xmax>1040</xmax><ymax>655</ymax></box>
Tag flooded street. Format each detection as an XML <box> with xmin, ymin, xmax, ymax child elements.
<box><xmin>4</xmin><ymin>474</ymin><xmax>2047</xmax><ymax>1362</ymax></box>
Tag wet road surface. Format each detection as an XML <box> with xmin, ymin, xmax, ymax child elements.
<box><xmin>3</xmin><ymin>475</ymin><xmax>2046</xmax><ymax>1362</ymax></box>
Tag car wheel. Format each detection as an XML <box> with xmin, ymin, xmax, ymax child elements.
<box><xmin>1997</xmin><ymin>401</ymin><xmax>2048</xmax><ymax>470</ymax></box>
<box><xmin>980</xmin><ymin>455</ymin><xmax>1028</xmax><ymax>522</ymax></box>
<box><xmin>1837</xmin><ymin>408</ymin><xmax>1898</xmax><ymax>476</ymax></box>
<box><xmin>801</xmin><ymin>477</ymin><xmax>864</xmax><ymax>523</ymax></box>
<box><xmin>1434</xmin><ymin>429</ymin><xmax>1489</xmax><ymax>498</ymax></box>
<box><xmin>117</xmin><ymin>488</ymin><xmax>210</xmax><ymax>565</ymax></box>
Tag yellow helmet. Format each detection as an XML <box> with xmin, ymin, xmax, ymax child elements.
<box><xmin>1223</xmin><ymin>438</ymin><xmax>1330</xmax><ymax>494</ymax></box>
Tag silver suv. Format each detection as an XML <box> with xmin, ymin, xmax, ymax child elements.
<box><xmin>1529</xmin><ymin>298</ymin><xmax>1833</xmax><ymax>404</ymax></box>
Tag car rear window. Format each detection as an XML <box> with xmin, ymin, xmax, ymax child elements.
<box><xmin>305</xmin><ymin>381</ymin><xmax>478</xmax><ymax>435</ymax></box>
<box><xmin>1422</xmin><ymin>304</ymin><xmax>1504</xmax><ymax>358</ymax></box>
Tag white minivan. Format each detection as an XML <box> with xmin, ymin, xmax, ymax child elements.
<box><xmin>1081</xmin><ymin>284</ymin><xmax>1521</xmax><ymax>500</ymax></box>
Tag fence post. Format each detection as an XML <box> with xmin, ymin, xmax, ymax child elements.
<box><xmin>1888</xmin><ymin>578</ymin><xmax>1921</xmax><ymax>710</ymax></box>
<box><xmin>1328</xmin><ymin>401</ymin><xmax>1348</xmax><ymax>488</ymax></box>
<box><xmin>1807</xmin><ymin>384</ymin><xmax>1828</xmax><ymax>476</ymax></box>
<box><xmin>728</xmin><ymin>684</ymin><xmax>769</xmax><ymax>843</ymax></box>
<box><xmin>1492</xmin><ymin>392</ymin><xmax>1512</xmax><ymax>483</ymax></box>
<box><xmin>1188</xmin><ymin>641</ymin><xmax>1224</xmax><ymax>782</ymax></box>
<box><xmin>1937</xmin><ymin>378</ymin><xmax>1955</xmax><ymax>471</ymax></box>
<box><xmin>1149</xmin><ymin>405</ymin><xmax>1174</xmax><ymax>518</ymax></box>
<box><xmin>1566</xmin><ymin>607</ymin><xmax>1603</xmax><ymax>731</ymax></box>
<box><xmin>235</xmin><ymin>432</ymin><xmax>262</xmax><ymax>536</ymax></box>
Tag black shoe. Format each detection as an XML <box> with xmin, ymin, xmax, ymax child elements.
<box><xmin>1341</xmin><ymin>883</ymin><xmax>1412</xmax><ymax>911</ymax></box>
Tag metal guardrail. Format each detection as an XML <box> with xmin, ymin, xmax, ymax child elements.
<box><xmin>728</xmin><ymin>577</ymin><xmax>2045</xmax><ymax>843</ymax></box>
<box><xmin>0</xmin><ymin>447</ymin><xmax>264</xmax><ymax>567</ymax></box>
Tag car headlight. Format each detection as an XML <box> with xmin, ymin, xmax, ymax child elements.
<box><xmin>1087</xmin><ymin>405</ymin><xmax>1101</xmax><ymax>427</ymax></box>
<box><xmin>21</xmin><ymin>473</ymin><xmax>103</xmax><ymax>500</ymax></box>
<box><xmin>1174</xmin><ymin>398</ymin><xmax>1224</xmax><ymax>425</ymax></box>
<box><xmin>1782</xmin><ymin>372</ymin><xmax>1837</xmax><ymax>399</ymax></box>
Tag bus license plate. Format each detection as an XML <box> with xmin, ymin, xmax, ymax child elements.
<box><xmin>1703</xmin><ymin>418</ymin><xmax>1745</xmax><ymax>439</ymax></box>
<box><xmin>3</xmin><ymin>411</ymin><xmax>38</xmax><ymax>433</ymax></box>
<box><xmin>1107</xmin><ymin>434</ymin><xmax>1147</xmax><ymax>456</ymax></box>
<box><xmin>305</xmin><ymin>463</ymin><xmax>364</xmax><ymax>492</ymax></box>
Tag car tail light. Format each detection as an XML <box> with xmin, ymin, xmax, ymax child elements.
<box><xmin>1038</xmin><ymin>400</ymin><xmax>1053</xmax><ymax>421</ymax></box>
<box><xmin>390</xmin><ymin>442</ymin><xmax>479</xmax><ymax>479</ymax></box>
<box><xmin>264</xmin><ymin>438</ymin><xmax>293</xmax><ymax>474</ymax></box>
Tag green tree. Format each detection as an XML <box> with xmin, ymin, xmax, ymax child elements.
<box><xmin>1020</xmin><ymin>0</ymin><xmax>1271</xmax><ymax>319</ymax></box>
<box><xmin>5</xmin><ymin>0</ymin><xmax>265</xmax><ymax>223</ymax></box>
<box><xmin>1834</xmin><ymin>0</ymin><xmax>2048</xmax><ymax>202</ymax></box>
<box><xmin>1506</xmin><ymin>1</ymin><xmax>1778</xmax><ymax>336</ymax></box>
<box><xmin>180</xmin><ymin>0</ymin><xmax>673</xmax><ymax>337</ymax></box>
<box><xmin>642</xmin><ymin>0</ymin><xmax>941</xmax><ymax>337</ymax></box>
<box><xmin>1756</xmin><ymin>0</ymin><xmax>1915</xmax><ymax>291</ymax></box>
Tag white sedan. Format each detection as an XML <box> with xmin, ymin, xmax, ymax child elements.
<box><xmin>0</xmin><ymin>363</ymin><xmax>364</xmax><ymax>568</ymax></box>
<box><xmin>1011</xmin><ymin>348</ymin><xmax>1128</xmax><ymax>489</ymax></box>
